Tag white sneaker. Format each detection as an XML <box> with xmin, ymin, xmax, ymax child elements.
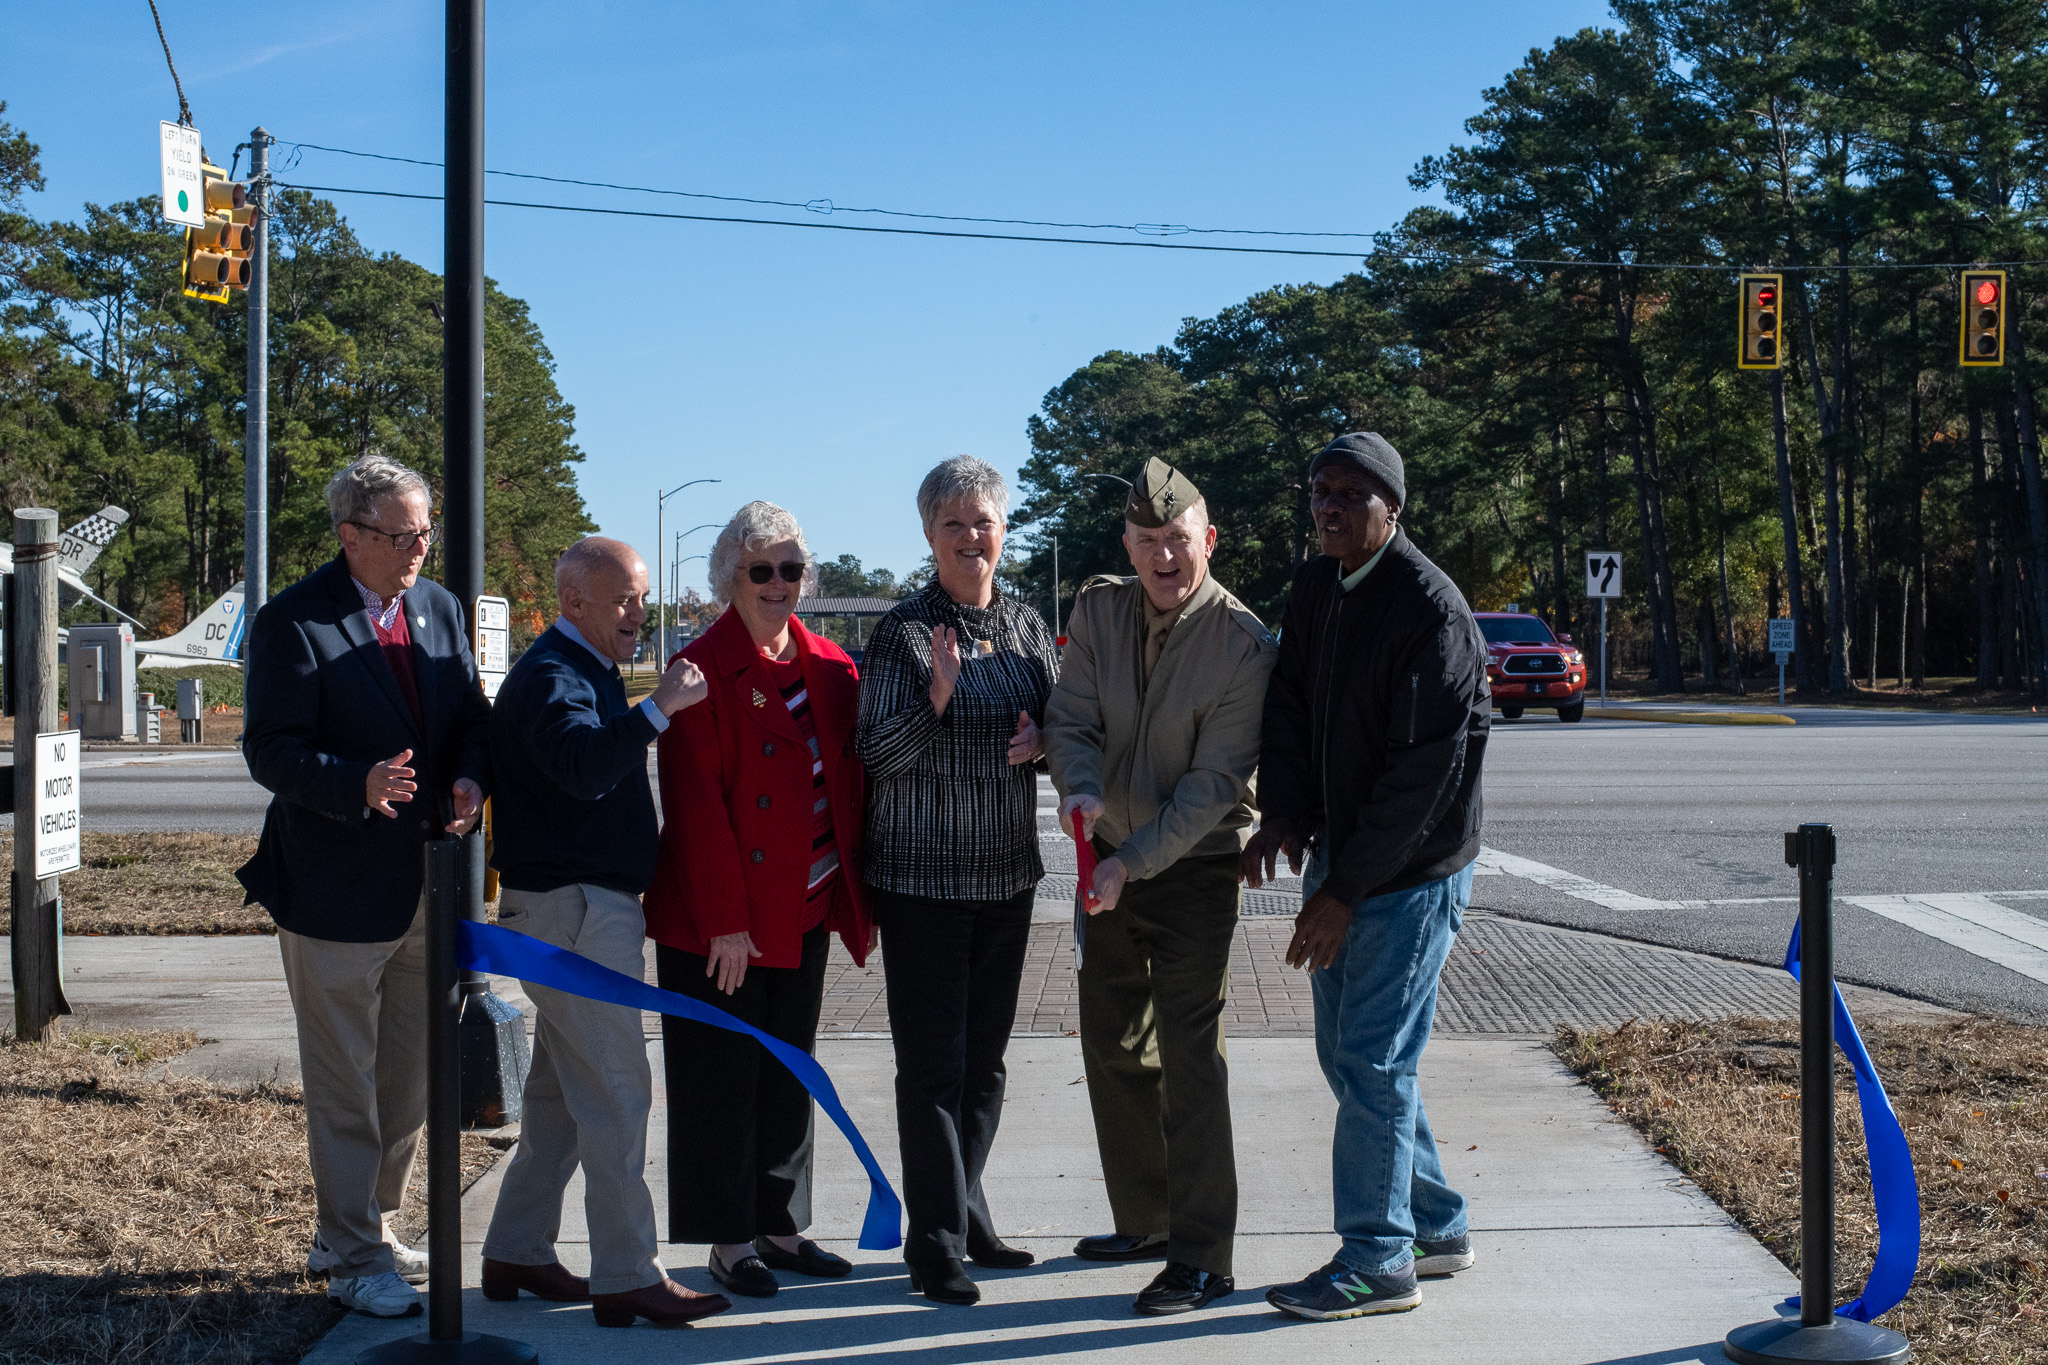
<box><xmin>308</xmin><ymin>1233</ymin><xmax>430</xmax><ymax>1284</ymax></box>
<box><xmin>328</xmin><ymin>1269</ymin><xmax>423</xmax><ymax>1317</ymax></box>
<box><xmin>387</xmin><ymin>1235</ymin><xmax>430</xmax><ymax>1284</ymax></box>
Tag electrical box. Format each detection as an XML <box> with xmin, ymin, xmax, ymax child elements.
<box><xmin>67</xmin><ymin>623</ymin><xmax>137</xmax><ymax>740</ymax></box>
<box><xmin>176</xmin><ymin>678</ymin><xmax>204</xmax><ymax>720</ymax></box>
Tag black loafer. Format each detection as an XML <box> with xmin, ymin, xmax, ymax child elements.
<box><xmin>753</xmin><ymin>1237</ymin><xmax>852</xmax><ymax>1278</ymax></box>
<box><xmin>708</xmin><ymin>1248</ymin><xmax>779</xmax><ymax>1298</ymax></box>
<box><xmin>967</xmin><ymin>1233</ymin><xmax>1035</xmax><ymax>1270</ymax></box>
<box><xmin>1074</xmin><ymin>1231</ymin><xmax>1169</xmax><ymax>1262</ymax></box>
<box><xmin>905</xmin><ymin>1256</ymin><xmax>980</xmax><ymax>1305</ymax></box>
<box><xmin>1135</xmin><ymin>1261</ymin><xmax>1234</xmax><ymax>1315</ymax></box>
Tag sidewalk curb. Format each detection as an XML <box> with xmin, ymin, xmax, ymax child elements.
<box><xmin>1590</xmin><ymin>707</ymin><xmax>1795</xmax><ymax>726</ymax></box>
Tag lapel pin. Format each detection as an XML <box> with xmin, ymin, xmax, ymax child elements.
<box><xmin>414</xmin><ymin>616</ymin><xmax>425</xmax><ymax>629</ymax></box>
<box><xmin>751</xmin><ymin>688</ymin><xmax>767</xmax><ymax>708</ymax></box>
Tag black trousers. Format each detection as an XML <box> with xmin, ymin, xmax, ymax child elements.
<box><xmin>656</xmin><ymin>923</ymin><xmax>830</xmax><ymax>1245</ymax></box>
<box><xmin>871</xmin><ymin>885</ymin><xmax>1034</xmax><ymax>1263</ymax></box>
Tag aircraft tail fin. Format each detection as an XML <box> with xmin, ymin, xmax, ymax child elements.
<box><xmin>134</xmin><ymin>582</ymin><xmax>247</xmax><ymax>663</ymax></box>
<box><xmin>57</xmin><ymin>506</ymin><xmax>130</xmax><ymax>578</ymax></box>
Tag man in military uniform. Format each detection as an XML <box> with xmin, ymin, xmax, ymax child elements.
<box><xmin>1044</xmin><ymin>458</ymin><xmax>1277</xmax><ymax>1316</ymax></box>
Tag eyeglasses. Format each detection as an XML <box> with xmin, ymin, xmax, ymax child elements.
<box><xmin>746</xmin><ymin>561</ymin><xmax>806</xmax><ymax>585</ymax></box>
<box><xmin>349</xmin><ymin>521</ymin><xmax>440</xmax><ymax>552</ymax></box>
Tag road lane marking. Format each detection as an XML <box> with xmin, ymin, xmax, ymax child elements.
<box><xmin>1842</xmin><ymin>895</ymin><xmax>2048</xmax><ymax>987</ymax></box>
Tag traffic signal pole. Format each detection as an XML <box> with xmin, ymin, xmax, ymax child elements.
<box><xmin>356</xmin><ymin>3</ymin><xmax>533</xmax><ymax>1360</ymax></box>
<box><xmin>243</xmin><ymin>128</ymin><xmax>270</xmax><ymax>650</ymax></box>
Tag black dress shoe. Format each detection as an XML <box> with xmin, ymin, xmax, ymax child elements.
<box><xmin>708</xmin><ymin>1248</ymin><xmax>779</xmax><ymax>1298</ymax></box>
<box><xmin>1134</xmin><ymin>1261</ymin><xmax>1234</xmax><ymax>1315</ymax></box>
<box><xmin>753</xmin><ymin>1237</ymin><xmax>852</xmax><ymax>1278</ymax></box>
<box><xmin>905</xmin><ymin>1257</ymin><xmax>980</xmax><ymax>1305</ymax></box>
<box><xmin>966</xmin><ymin>1233</ymin><xmax>1035</xmax><ymax>1270</ymax></box>
<box><xmin>1074</xmin><ymin>1231</ymin><xmax>1169</xmax><ymax>1262</ymax></box>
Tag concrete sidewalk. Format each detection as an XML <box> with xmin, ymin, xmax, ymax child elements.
<box><xmin>306</xmin><ymin>1034</ymin><xmax>1789</xmax><ymax>1364</ymax></box>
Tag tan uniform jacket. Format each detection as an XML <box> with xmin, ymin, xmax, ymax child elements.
<box><xmin>1045</xmin><ymin>571</ymin><xmax>1277</xmax><ymax>881</ymax></box>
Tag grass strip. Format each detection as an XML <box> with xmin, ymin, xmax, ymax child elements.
<box><xmin>1557</xmin><ymin>1015</ymin><xmax>2047</xmax><ymax>1365</ymax></box>
<box><xmin>0</xmin><ymin>1026</ymin><xmax>502</xmax><ymax>1364</ymax></box>
<box><xmin>1588</xmin><ymin>707</ymin><xmax>1797</xmax><ymax>726</ymax></box>
<box><xmin>0</xmin><ymin>832</ymin><xmax>266</xmax><ymax>935</ymax></box>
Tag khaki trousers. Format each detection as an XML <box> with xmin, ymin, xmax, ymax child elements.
<box><xmin>1078</xmin><ymin>848</ymin><xmax>1241</xmax><ymax>1276</ymax></box>
<box><xmin>278</xmin><ymin>902</ymin><xmax>429</xmax><ymax>1279</ymax></box>
<box><xmin>481</xmin><ymin>883</ymin><xmax>664</xmax><ymax>1295</ymax></box>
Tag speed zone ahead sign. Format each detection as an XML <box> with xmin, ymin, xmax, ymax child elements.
<box><xmin>1585</xmin><ymin>551</ymin><xmax>1622</xmax><ymax>599</ymax></box>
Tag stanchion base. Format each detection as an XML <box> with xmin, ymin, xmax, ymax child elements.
<box><xmin>353</xmin><ymin>1330</ymin><xmax>538</xmax><ymax>1365</ymax></box>
<box><xmin>1725</xmin><ymin>1316</ymin><xmax>1911</xmax><ymax>1363</ymax></box>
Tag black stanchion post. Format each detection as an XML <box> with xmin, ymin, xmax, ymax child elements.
<box><xmin>1724</xmin><ymin>824</ymin><xmax>1907</xmax><ymax>1365</ymax></box>
<box><xmin>354</xmin><ymin>842</ymin><xmax>535</xmax><ymax>1364</ymax></box>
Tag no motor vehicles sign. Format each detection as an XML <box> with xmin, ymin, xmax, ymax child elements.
<box><xmin>34</xmin><ymin>730</ymin><xmax>81</xmax><ymax>877</ymax></box>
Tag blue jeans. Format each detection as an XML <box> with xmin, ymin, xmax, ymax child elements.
<box><xmin>1303</xmin><ymin>853</ymin><xmax>1472</xmax><ymax>1274</ymax></box>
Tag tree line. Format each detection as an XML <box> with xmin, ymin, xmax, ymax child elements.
<box><xmin>0</xmin><ymin>104</ymin><xmax>593</xmax><ymax>644</ymax></box>
<box><xmin>1009</xmin><ymin>0</ymin><xmax>2048</xmax><ymax>698</ymax></box>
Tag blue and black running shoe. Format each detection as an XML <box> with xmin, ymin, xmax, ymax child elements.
<box><xmin>1265</xmin><ymin>1257</ymin><xmax>1421</xmax><ymax>1320</ymax></box>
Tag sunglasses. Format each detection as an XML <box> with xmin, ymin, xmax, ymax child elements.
<box><xmin>746</xmin><ymin>561</ymin><xmax>806</xmax><ymax>584</ymax></box>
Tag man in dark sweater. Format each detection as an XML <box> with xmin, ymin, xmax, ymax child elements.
<box><xmin>478</xmin><ymin>536</ymin><xmax>730</xmax><ymax>1328</ymax></box>
<box><xmin>1243</xmin><ymin>433</ymin><xmax>1491</xmax><ymax>1323</ymax></box>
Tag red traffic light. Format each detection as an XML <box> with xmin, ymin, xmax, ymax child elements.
<box><xmin>1755</xmin><ymin>287</ymin><xmax>1775</xmax><ymax>306</ymax></box>
<box><xmin>1975</xmin><ymin>278</ymin><xmax>2000</xmax><ymax>306</ymax></box>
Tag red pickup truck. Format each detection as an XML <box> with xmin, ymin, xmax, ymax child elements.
<box><xmin>1477</xmin><ymin>611</ymin><xmax>1586</xmax><ymax>722</ymax></box>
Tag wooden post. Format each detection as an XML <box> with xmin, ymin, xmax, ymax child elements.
<box><xmin>12</xmin><ymin>508</ymin><xmax>66</xmax><ymax>1042</ymax></box>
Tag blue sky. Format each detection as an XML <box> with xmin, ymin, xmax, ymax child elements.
<box><xmin>8</xmin><ymin>1</ymin><xmax>1612</xmax><ymax>585</ymax></box>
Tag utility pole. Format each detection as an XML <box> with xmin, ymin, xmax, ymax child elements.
<box><xmin>655</xmin><ymin>479</ymin><xmax>720</xmax><ymax>665</ymax></box>
<box><xmin>12</xmin><ymin>510</ymin><xmax>67</xmax><ymax>1043</ymax></box>
<box><xmin>243</xmin><ymin>128</ymin><xmax>271</xmax><ymax>650</ymax></box>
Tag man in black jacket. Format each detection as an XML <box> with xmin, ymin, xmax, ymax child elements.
<box><xmin>1242</xmin><ymin>432</ymin><xmax>1490</xmax><ymax>1323</ymax></box>
<box><xmin>476</xmin><ymin>535</ymin><xmax>729</xmax><ymax>1328</ymax></box>
<box><xmin>239</xmin><ymin>454</ymin><xmax>491</xmax><ymax>1319</ymax></box>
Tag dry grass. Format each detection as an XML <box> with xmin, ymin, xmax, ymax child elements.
<box><xmin>0</xmin><ymin>832</ymin><xmax>266</xmax><ymax>935</ymax></box>
<box><xmin>0</xmin><ymin>1027</ymin><xmax>502</xmax><ymax>1364</ymax></box>
<box><xmin>1557</xmin><ymin>1015</ymin><xmax>2048</xmax><ymax>1365</ymax></box>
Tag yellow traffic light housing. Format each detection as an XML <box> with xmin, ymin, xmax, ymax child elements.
<box><xmin>181</xmin><ymin>160</ymin><xmax>251</xmax><ymax>303</ymax></box>
<box><xmin>1738</xmin><ymin>272</ymin><xmax>1783</xmax><ymax>370</ymax></box>
<box><xmin>1959</xmin><ymin>270</ymin><xmax>2006</xmax><ymax>367</ymax></box>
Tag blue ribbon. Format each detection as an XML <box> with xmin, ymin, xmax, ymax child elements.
<box><xmin>457</xmin><ymin>920</ymin><xmax>903</xmax><ymax>1251</ymax></box>
<box><xmin>1780</xmin><ymin>920</ymin><xmax>1920</xmax><ymax>1321</ymax></box>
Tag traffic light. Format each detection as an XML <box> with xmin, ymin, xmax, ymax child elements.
<box><xmin>1738</xmin><ymin>272</ymin><xmax>1782</xmax><ymax>370</ymax></box>
<box><xmin>181</xmin><ymin>160</ymin><xmax>251</xmax><ymax>304</ymax></box>
<box><xmin>1959</xmin><ymin>270</ymin><xmax>2006</xmax><ymax>368</ymax></box>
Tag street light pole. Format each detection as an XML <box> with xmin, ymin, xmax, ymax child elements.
<box><xmin>656</xmin><ymin>479</ymin><xmax>720</xmax><ymax>665</ymax></box>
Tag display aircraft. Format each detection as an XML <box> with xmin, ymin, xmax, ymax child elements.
<box><xmin>0</xmin><ymin>506</ymin><xmax>135</xmax><ymax>619</ymax></box>
<box><xmin>131</xmin><ymin>582</ymin><xmax>246</xmax><ymax>665</ymax></box>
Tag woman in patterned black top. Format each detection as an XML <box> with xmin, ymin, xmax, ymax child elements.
<box><xmin>856</xmin><ymin>455</ymin><xmax>1058</xmax><ymax>1304</ymax></box>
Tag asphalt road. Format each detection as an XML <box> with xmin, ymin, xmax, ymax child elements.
<box><xmin>1474</xmin><ymin>707</ymin><xmax>2048</xmax><ymax>1022</ymax></box>
<box><xmin>76</xmin><ymin>705</ymin><xmax>2048</xmax><ymax>1019</ymax></box>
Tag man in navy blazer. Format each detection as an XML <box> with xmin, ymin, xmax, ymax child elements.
<box><xmin>238</xmin><ymin>454</ymin><xmax>491</xmax><ymax>1319</ymax></box>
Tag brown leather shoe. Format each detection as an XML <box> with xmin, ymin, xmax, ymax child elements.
<box><xmin>591</xmin><ymin>1275</ymin><xmax>732</xmax><ymax>1328</ymax></box>
<box><xmin>481</xmin><ymin>1258</ymin><xmax>591</xmax><ymax>1303</ymax></box>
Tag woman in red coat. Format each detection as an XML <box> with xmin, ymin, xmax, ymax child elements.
<box><xmin>642</xmin><ymin>500</ymin><xmax>872</xmax><ymax>1300</ymax></box>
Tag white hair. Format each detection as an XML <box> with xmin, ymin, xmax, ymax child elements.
<box><xmin>707</xmin><ymin>501</ymin><xmax>818</xmax><ymax>607</ymax></box>
<box><xmin>326</xmin><ymin>454</ymin><xmax>429</xmax><ymax>533</ymax></box>
<box><xmin>916</xmin><ymin>455</ymin><xmax>1009</xmax><ymax>531</ymax></box>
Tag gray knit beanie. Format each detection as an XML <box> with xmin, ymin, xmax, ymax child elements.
<box><xmin>1308</xmin><ymin>432</ymin><xmax>1405</xmax><ymax>509</ymax></box>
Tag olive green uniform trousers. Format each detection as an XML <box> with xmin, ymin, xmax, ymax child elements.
<box><xmin>1078</xmin><ymin>846</ymin><xmax>1240</xmax><ymax>1276</ymax></box>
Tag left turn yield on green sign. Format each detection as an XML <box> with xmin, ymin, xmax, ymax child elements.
<box><xmin>159</xmin><ymin>121</ymin><xmax>204</xmax><ymax>227</ymax></box>
<box><xmin>34</xmin><ymin>730</ymin><xmax>81</xmax><ymax>878</ymax></box>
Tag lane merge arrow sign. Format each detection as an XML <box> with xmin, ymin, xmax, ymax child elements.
<box><xmin>1584</xmin><ymin>551</ymin><xmax>1622</xmax><ymax>599</ymax></box>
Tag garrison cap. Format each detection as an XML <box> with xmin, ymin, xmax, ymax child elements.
<box><xmin>1124</xmin><ymin>457</ymin><xmax>1203</xmax><ymax>529</ymax></box>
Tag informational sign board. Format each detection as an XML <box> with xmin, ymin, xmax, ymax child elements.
<box><xmin>1768</xmin><ymin>618</ymin><xmax>1795</xmax><ymax>660</ymax></box>
<box><xmin>33</xmin><ymin>730</ymin><xmax>81</xmax><ymax>877</ymax></box>
<box><xmin>1585</xmin><ymin>551</ymin><xmax>1623</xmax><ymax>599</ymax></box>
<box><xmin>159</xmin><ymin>121</ymin><xmax>205</xmax><ymax>227</ymax></box>
<box><xmin>474</xmin><ymin>595</ymin><xmax>511</xmax><ymax>699</ymax></box>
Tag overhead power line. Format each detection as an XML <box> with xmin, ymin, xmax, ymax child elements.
<box><xmin>146</xmin><ymin>0</ymin><xmax>193</xmax><ymax>128</ymax></box>
<box><xmin>276</xmin><ymin>139</ymin><xmax>1379</xmax><ymax>240</ymax></box>
<box><xmin>269</xmin><ymin>180</ymin><xmax>2048</xmax><ymax>273</ymax></box>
